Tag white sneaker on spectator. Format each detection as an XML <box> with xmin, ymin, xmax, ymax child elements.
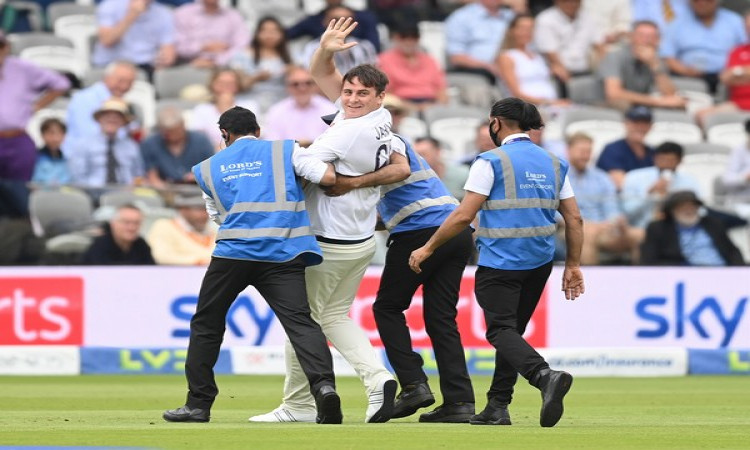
<box><xmin>365</xmin><ymin>378</ymin><xmax>397</xmax><ymax>423</ymax></box>
<box><xmin>249</xmin><ymin>406</ymin><xmax>316</xmax><ymax>423</ymax></box>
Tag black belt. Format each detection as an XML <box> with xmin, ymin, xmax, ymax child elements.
<box><xmin>316</xmin><ymin>235</ymin><xmax>373</xmax><ymax>245</ymax></box>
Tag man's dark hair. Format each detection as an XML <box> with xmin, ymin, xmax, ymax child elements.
<box><xmin>40</xmin><ymin>117</ymin><xmax>67</xmax><ymax>134</ymax></box>
<box><xmin>251</xmin><ymin>16</ymin><xmax>291</xmax><ymax>65</ymax></box>
<box><xmin>324</xmin><ymin>4</ymin><xmax>354</xmax><ymax>16</ymax></box>
<box><xmin>343</xmin><ymin>64</ymin><xmax>389</xmax><ymax>95</ymax></box>
<box><xmin>390</xmin><ymin>22</ymin><xmax>420</xmax><ymax>39</ymax></box>
<box><xmin>490</xmin><ymin>97</ymin><xmax>544</xmax><ymax>131</ymax></box>
<box><xmin>217</xmin><ymin>106</ymin><xmax>260</xmax><ymax>136</ymax></box>
<box><xmin>654</xmin><ymin>141</ymin><xmax>684</xmax><ymax>159</ymax></box>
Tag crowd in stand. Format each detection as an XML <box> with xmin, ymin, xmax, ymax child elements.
<box><xmin>1</xmin><ymin>0</ymin><xmax>750</xmax><ymax>266</ymax></box>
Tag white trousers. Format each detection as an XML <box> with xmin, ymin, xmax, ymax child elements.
<box><xmin>281</xmin><ymin>238</ymin><xmax>393</xmax><ymax>411</ymax></box>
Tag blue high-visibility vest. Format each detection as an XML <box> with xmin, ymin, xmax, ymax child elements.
<box><xmin>475</xmin><ymin>139</ymin><xmax>568</xmax><ymax>270</ymax></box>
<box><xmin>193</xmin><ymin>138</ymin><xmax>322</xmax><ymax>266</ymax></box>
<box><xmin>378</xmin><ymin>136</ymin><xmax>459</xmax><ymax>233</ymax></box>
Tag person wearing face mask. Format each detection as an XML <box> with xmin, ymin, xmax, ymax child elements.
<box><xmin>640</xmin><ymin>190</ymin><xmax>745</xmax><ymax>266</ymax></box>
<box><xmin>409</xmin><ymin>97</ymin><xmax>585</xmax><ymax>428</ymax></box>
<box><xmin>620</xmin><ymin>141</ymin><xmax>701</xmax><ymax>233</ymax></box>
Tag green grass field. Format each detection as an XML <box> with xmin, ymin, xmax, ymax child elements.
<box><xmin>1</xmin><ymin>375</ymin><xmax>748</xmax><ymax>449</ymax></box>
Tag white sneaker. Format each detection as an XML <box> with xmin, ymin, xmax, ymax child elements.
<box><xmin>248</xmin><ymin>406</ymin><xmax>316</xmax><ymax>423</ymax></box>
<box><xmin>365</xmin><ymin>378</ymin><xmax>397</xmax><ymax>423</ymax></box>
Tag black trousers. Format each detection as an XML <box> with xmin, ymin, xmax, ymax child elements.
<box><xmin>373</xmin><ymin>226</ymin><xmax>475</xmax><ymax>404</ymax></box>
<box><xmin>474</xmin><ymin>262</ymin><xmax>553</xmax><ymax>405</ymax></box>
<box><xmin>184</xmin><ymin>256</ymin><xmax>335</xmax><ymax>410</ymax></box>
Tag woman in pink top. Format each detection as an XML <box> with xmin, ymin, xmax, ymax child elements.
<box><xmin>496</xmin><ymin>14</ymin><xmax>569</xmax><ymax>107</ymax></box>
<box><xmin>378</xmin><ymin>23</ymin><xmax>448</xmax><ymax>112</ymax></box>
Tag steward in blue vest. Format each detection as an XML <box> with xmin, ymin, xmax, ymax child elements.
<box><xmin>339</xmin><ymin>134</ymin><xmax>477</xmax><ymax>422</ymax></box>
<box><xmin>377</xmin><ymin>135</ymin><xmax>459</xmax><ymax>234</ymax></box>
<box><xmin>474</xmin><ymin>136</ymin><xmax>567</xmax><ymax>270</ymax></box>
<box><xmin>193</xmin><ymin>136</ymin><xmax>322</xmax><ymax>266</ymax></box>
<box><xmin>165</xmin><ymin>106</ymin><xmax>343</xmax><ymax>425</ymax></box>
<box><xmin>407</xmin><ymin>98</ymin><xmax>585</xmax><ymax>428</ymax></box>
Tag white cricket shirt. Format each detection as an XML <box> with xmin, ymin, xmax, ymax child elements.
<box><xmin>295</xmin><ymin>102</ymin><xmax>396</xmax><ymax>240</ymax></box>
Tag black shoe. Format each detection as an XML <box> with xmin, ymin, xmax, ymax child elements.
<box><xmin>392</xmin><ymin>382</ymin><xmax>436</xmax><ymax>419</ymax></box>
<box><xmin>536</xmin><ymin>368</ymin><xmax>573</xmax><ymax>427</ymax></box>
<box><xmin>163</xmin><ymin>405</ymin><xmax>210</xmax><ymax>423</ymax></box>
<box><xmin>470</xmin><ymin>398</ymin><xmax>511</xmax><ymax>425</ymax></box>
<box><xmin>315</xmin><ymin>385</ymin><xmax>343</xmax><ymax>424</ymax></box>
<box><xmin>418</xmin><ymin>402</ymin><xmax>475</xmax><ymax>423</ymax></box>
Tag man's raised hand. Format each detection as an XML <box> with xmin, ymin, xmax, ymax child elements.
<box><xmin>319</xmin><ymin>17</ymin><xmax>359</xmax><ymax>54</ymax></box>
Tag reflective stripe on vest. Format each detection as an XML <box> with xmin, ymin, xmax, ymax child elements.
<box><xmin>483</xmin><ymin>198</ymin><xmax>559</xmax><ymax>209</ymax></box>
<box><xmin>475</xmin><ymin>224</ymin><xmax>556</xmax><ymax>238</ymax></box>
<box><xmin>201</xmin><ymin>140</ymin><xmax>310</xmax><ymax>241</ymax></box>
<box><xmin>384</xmin><ymin>195</ymin><xmax>459</xmax><ymax>230</ymax></box>
<box><xmin>202</xmin><ymin>140</ymin><xmax>305</xmax><ymax>220</ymax></box>
<box><xmin>200</xmin><ymin>158</ymin><xmax>227</xmax><ymax>220</ymax></box>
<box><xmin>381</xmin><ymin>168</ymin><xmax>439</xmax><ymax>195</ymax></box>
<box><xmin>478</xmin><ymin>147</ymin><xmax>561</xmax><ymax>238</ymax></box>
<box><xmin>216</xmin><ymin>225</ymin><xmax>312</xmax><ymax>240</ymax></box>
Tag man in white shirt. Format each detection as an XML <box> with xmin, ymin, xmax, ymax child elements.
<box><xmin>534</xmin><ymin>0</ymin><xmax>605</xmax><ymax>96</ymax></box>
<box><xmin>250</xmin><ymin>17</ymin><xmax>410</xmax><ymax>424</ymax></box>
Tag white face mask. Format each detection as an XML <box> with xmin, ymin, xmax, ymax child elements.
<box><xmin>674</xmin><ymin>212</ymin><xmax>700</xmax><ymax>227</ymax></box>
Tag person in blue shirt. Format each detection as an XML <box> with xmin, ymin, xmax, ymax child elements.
<box><xmin>641</xmin><ymin>190</ymin><xmax>745</xmax><ymax>265</ymax></box>
<box><xmin>444</xmin><ymin>0</ymin><xmax>515</xmax><ymax>84</ymax></box>
<box><xmin>621</xmin><ymin>141</ymin><xmax>701</xmax><ymax>230</ymax></box>
<box><xmin>32</xmin><ymin>118</ymin><xmax>71</xmax><ymax>186</ymax></box>
<box><xmin>660</xmin><ymin>0</ymin><xmax>747</xmax><ymax>93</ymax></box>
<box><xmin>163</xmin><ymin>106</ymin><xmax>343</xmax><ymax>424</ymax></box>
<box><xmin>140</xmin><ymin>106</ymin><xmax>214</xmax><ymax>188</ymax></box>
<box><xmin>286</xmin><ymin>0</ymin><xmax>381</xmax><ymax>52</ymax></box>
<box><xmin>409</xmin><ymin>97</ymin><xmax>584</xmax><ymax>428</ymax></box>
<box><xmin>565</xmin><ymin>132</ymin><xmax>640</xmax><ymax>264</ymax></box>
<box><xmin>596</xmin><ymin>105</ymin><xmax>655</xmax><ymax>190</ymax></box>
<box><xmin>92</xmin><ymin>0</ymin><xmax>177</xmax><ymax>78</ymax></box>
<box><xmin>63</xmin><ymin>61</ymin><xmax>137</xmax><ymax>147</ymax></box>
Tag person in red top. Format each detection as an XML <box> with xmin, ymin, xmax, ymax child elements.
<box><xmin>722</xmin><ymin>10</ymin><xmax>750</xmax><ymax>111</ymax></box>
<box><xmin>697</xmin><ymin>10</ymin><xmax>750</xmax><ymax>123</ymax></box>
<box><xmin>378</xmin><ymin>23</ymin><xmax>448</xmax><ymax>112</ymax></box>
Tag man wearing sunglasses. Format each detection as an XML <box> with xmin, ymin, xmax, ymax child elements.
<box><xmin>263</xmin><ymin>66</ymin><xmax>336</xmax><ymax>147</ymax></box>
